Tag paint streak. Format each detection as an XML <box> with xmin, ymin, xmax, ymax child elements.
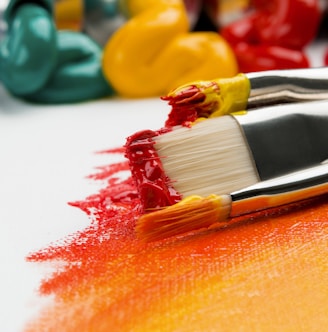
<box><xmin>25</xmin><ymin>149</ymin><xmax>328</xmax><ymax>332</ymax></box>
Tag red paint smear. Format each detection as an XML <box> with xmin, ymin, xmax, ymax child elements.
<box><xmin>125</xmin><ymin>129</ymin><xmax>182</xmax><ymax>211</ymax></box>
<box><xmin>24</xmin><ymin>148</ymin><xmax>328</xmax><ymax>331</ymax></box>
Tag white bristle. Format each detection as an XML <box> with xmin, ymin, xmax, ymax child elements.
<box><xmin>154</xmin><ymin>116</ymin><xmax>259</xmax><ymax>198</ymax></box>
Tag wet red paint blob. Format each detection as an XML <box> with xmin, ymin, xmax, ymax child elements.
<box><xmin>125</xmin><ymin>129</ymin><xmax>182</xmax><ymax>211</ymax></box>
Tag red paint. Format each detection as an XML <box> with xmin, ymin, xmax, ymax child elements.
<box><xmin>125</xmin><ymin>130</ymin><xmax>182</xmax><ymax>211</ymax></box>
<box><xmin>231</xmin><ymin>43</ymin><xmax>310</xmax><ymax>73</ymax></box>
<box><xmin>162</xmin><ymin>88</ymin><xmax>200</xmax><ymax>127</ymax></box>
<box><xmin>27</xmin><ymin>149</ymin><xmax>142</xmax><ymax>296</ymax></box>
<box><xmin>250</xmin><ymin>0</ymin><xmax>320</xmax><ymax>49</ymax></box>
<box><xmin>220</xmin><ymin>0</ymin><xmax>320</xmax><ymax>72</ymax></box>
<box><xmin>162</xmin><ymin>82</ymin><xmax>220</xmax><ymax>127</ymax></box>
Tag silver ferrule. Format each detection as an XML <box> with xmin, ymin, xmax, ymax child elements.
<box><xmin>232</xmin><ymin>100</ymin><xmax>328</xmax><ymax>180</ymax></box>
<box><xmin>229</xmin><ymin>162</ymin><xmax>328</xmax><ymax>217</ymax></box>
<box><xmin>246</xmin><ymin>67</ymin><xmax>328</xmax><ymax>108</ymax></box>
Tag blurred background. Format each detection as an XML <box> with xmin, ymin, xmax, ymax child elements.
<box><xmin>0</xmin><ymin>0</ymin><xmax>328</xmax><ymax>104</ymax></box>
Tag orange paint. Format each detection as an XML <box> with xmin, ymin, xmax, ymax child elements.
<box><xmin>25</xmin><ymin>150</ymin><xmax>328</xmax><ymax>331</ymax></box>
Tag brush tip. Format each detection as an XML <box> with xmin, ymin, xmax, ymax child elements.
<box><xmin>163</xmin><ymin>80</ymin><xmax>221</xmax><ymax>127</ymax></box>
<box><xmin>136</xmin><ymin>194</ymin><xmax>232</xmax><ymax>242</ymax></box>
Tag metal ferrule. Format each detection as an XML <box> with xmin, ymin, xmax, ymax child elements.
<box><xmin>232</xmin><ymin>100</ymin><xmax>328</xmax><ymax>180</ymax></box>
<box><xmin>246</xmin><ymin>67</ymin><xmax>328</xmax><ymax>108</ymax></box>
<box><xmin>229</xmin><ymin>163</ymin><xmax>328</xmax><ymax>217</ymax></box>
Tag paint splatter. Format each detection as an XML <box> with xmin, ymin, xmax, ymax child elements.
<box><xmin>24</xmin><ymin>148</ymin><xmax>328</xmax><ymax>332</ymax></box>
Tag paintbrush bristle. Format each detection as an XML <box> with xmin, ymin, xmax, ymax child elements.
<box><xmin>154</xmin><ymin>115</ymin><xmax>259</xmax><ymax>198</ymax></box>
<box><xmin>136</xmin><ymin>194</ymin><xmax>232</xmax><ymax>242</ymax></box>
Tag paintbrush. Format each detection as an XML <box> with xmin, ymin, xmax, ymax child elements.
<box><xmin>125</xmin><ymin>100</ymin><xmax>328</xmax><ymax>241</ymax></box>
<box><xmin>137</xmin><ymin>163</ymin><xmax>328</xmax><ymax>241</ymax></box>
<box><xmin>162</xmin><ymin>67</ymin><xmax>328</xmax><ymax>127</ymax></box>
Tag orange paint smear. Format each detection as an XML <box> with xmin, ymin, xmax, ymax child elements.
<box><xmin>25</xmin><ymin>149</ymin><xmax>328</xmax><ymax>331</ymax></box>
